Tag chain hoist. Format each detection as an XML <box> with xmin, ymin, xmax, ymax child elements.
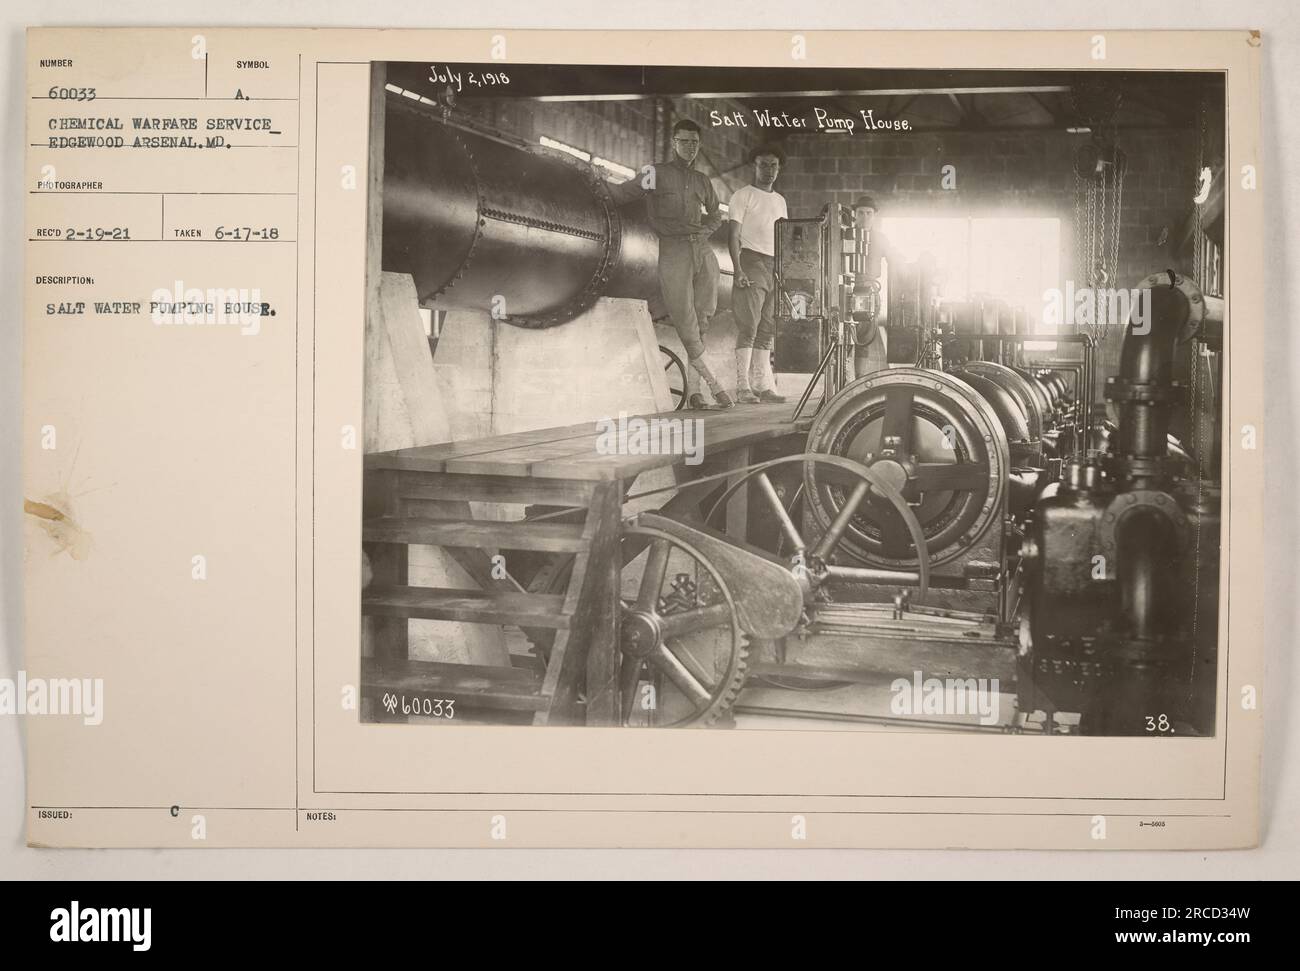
<box><xmin>1071</xmin><ymin>84</ymin><xmax>1126</xmax><ymax>343</ymax></box>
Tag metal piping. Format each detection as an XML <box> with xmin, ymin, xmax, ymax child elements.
<box><xmin>1116</xmin><ymin>506</ymin><xmax>1179</xmax><ymax>642</ymax></box>
<box><xmin>1107</xmin><ymin>271</ymin><xmax>1219</xmax><ymax>486</ymax></box>
<box><xmin>382</xmin><ymin>96</ymin><xmax>733</xmax><ymax>328</ymax></box>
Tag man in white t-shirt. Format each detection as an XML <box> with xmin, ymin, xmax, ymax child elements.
<box><xmin>727</xmin><ymin>144</ymin><xmax>789</xmax><ymax>403</ymax></box>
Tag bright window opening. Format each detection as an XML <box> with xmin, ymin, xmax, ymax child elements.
<box><xmin>880</xmin><ymin>215</ymin><xmax>1061</xmax><ymax>343</ymax></box>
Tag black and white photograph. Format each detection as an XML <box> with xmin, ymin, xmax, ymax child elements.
<box><xmin>10</xmin><ymin>1</ymin><xmax>1291</xmax><ymax>875</ymax></box>
<box><xmin>359</xmin><ymin>61</ymin><xmax>1227</xmax><ymax>737</ymax></box>
<box><xmin>361</xmin><ymin>60</ymin><xmax>1222</xmax><ymax>738</ymax></box>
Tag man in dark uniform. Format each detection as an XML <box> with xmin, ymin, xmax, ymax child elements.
<box><xmin>611</xmin><ymin>119</ymin><xmax>734</xmax><ymax>409</ymax></box>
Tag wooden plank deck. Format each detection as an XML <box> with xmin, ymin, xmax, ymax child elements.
<box><xmin>365</xmin><ymin>401</ymin><xmax>811</xmax><ymax>481</ymax></box>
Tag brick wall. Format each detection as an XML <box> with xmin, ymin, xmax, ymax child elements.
<box><xmin>449</xmin><ymin>96</ymin><xmax>1198</xmax><ymax>289</ymax></box>
<box><xmin>450</xmin><ymin>95</ymin><xmax>1204</xmax><ymax>400</ymax></box>
<box><xmin>676</xmin><ymin>99</ymin><xmax>765</xmax><ymax>201</ymax></box>
<box><xmin>776</xmin><ymin>127</ymin><xmax>1198</xmax><ymax>391</ymax></box>
<box><xmin>778</xmin><ymin>127</ymin><xmax>1196</xmax><ymax>293</ymax></box>
<box><xmin>460</xmin><ymin>97</ymin><xmax>658</xmax><ymax>173</ymax></box>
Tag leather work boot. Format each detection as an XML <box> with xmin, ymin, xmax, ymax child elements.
<box><xmin>737</xmin><ymin>389</ymin><xmax>760</xmax><ymax>404</ymax></box>
<box><xmin>712</xmin><ymin>390</ymin><xmax>736</xmax><ymax>410</ymax></box>
<box><xmin>757</xmin><ymin>388</ymin><xmax>787</xmax><ymax>403</ymax></box>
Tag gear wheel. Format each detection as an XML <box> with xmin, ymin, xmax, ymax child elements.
<box><xmin>617</xmin><ymin>524</ymin><xmax>747</xmax><ymax>728</ymax></box>
<box><xmin>519</xmin><ymin>525</ymin><xmax>749</xmax><ymax>727</ymax></box>
<box><xmin>625</xmin><ymin>628</ymin><xmax>751</xmax><ymax>728</ymax></box>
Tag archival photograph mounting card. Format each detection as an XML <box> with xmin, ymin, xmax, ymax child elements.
<box><xmin>21</xmin><ymin>27</ymin><xmax>1263</xmax><ymax>848</ymax></box>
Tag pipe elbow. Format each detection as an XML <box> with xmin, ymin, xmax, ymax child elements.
<box><xmin>1119</xmin><ymin>277</ymin><xmax>1190</xmax><ymax>384</ymax></box>
<box><xmin>1119</xmin><ymin>271</ymin><xmax>1221</xmax><ymax>382</ymax></box>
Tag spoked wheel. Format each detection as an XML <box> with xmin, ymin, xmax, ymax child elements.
<box><xmin>803</xmin><ymin>369</ymin><xmax>1009</xmax><ymax>572</ymax></box>
<box><xmin>660</xmin><ymin>344</ymin><xmax>688</xmax><ymax>412</ymax></box>
<box><xmin>703</xmin><ymin>453</ymin><xmax>931</xmax><ymax>602</ymax></box>
<box><xmin>702</xmin><ymin>454</ymin><xmax>929</xmax><ymax>694</ymax></box>
<box><xmin>618</xmin><ymin>524</ymin><xmax>747</xmax><ymax>727</ymax></box>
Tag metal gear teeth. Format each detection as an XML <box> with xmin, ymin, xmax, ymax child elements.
<box><xmin>695</xmin><ymin>635</ymin><xmax>752</xmax><ymax>727</ymax></box>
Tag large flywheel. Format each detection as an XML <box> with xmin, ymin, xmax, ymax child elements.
<box><xmin>803</xmin><ymin>368</ymin><xmax>1011</xmax><ymax>570</ymax></box>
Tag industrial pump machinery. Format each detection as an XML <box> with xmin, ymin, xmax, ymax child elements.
<box><xmin>381</xmin><ymin>96</ymin><xmax>1224</xmax><ymax>735</ymax></box>
<box><xmin>749</xmin><ymin>221</ymin><xmax>1221</xmax><ymax>735</ymax></box>
<box><xmin>747</xmin><ymin>252</ymin><xmax>1221</xmax><ymax>736</ymax></box>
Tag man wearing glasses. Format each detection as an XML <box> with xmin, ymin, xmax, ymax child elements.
<box><xmin>611</xmin><ymin>119</ymin><xmax>733</xmax><ymax>410</ymax></box>
<box><xmin>727</xmin><ymin>143</ymin><xmax>788</xmax><ymax>403</ymax></box>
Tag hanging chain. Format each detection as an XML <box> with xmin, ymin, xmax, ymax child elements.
<box><xmin>1099</xmin><ymin>124</ymin><xmax>1124</xmax><ymax>341</ymax></box>
<box><xmin>1099</xmin><ymin>161</ymin><xmax>1108</xmax><ymax>288</ymax></box>
<box><xmin>1076</xmin><ymin>172</ymin><xmax>1100</xmax><ymax>337</ymax></box>
<box><xmin>1186</xmin><ymin>92</ymin><xmax>1212</xmax><ymax>685</ymax></box>
<box><xmin>1189</xmin><ymin>95</ymin><xmax>1209</xmax><ymax>453</ymax></box>
<box><xmin>1073</xmin><ymin>174</ymin><xmax>1085</xmax><ymax>334</ymax></box>
<box><xmin>1190</xmin><ymin>99</ymin><xmax>1204</xmax><ymax>424</ymax></box>
<box><xmin>1088</xmin><ymin>177</ymin><xmax>1098</xmax><ymax>296</ymax></box>
<box><xmin>1101</xmin><ymin>155</ymin><xmax>1112</xmax><ymax>335</ymax></box>
<box><xmin>1108</xmin><ymin>139</ymin><xmax>1123</xmax><ymax>309</ymax></box>
<box><xmin>1192</xmin><ymin>98</ymin><xmax>1206</xmax><ymax>289</ymax></box>
<box><xmin>1073</xmin><ymin>136</ymin><xmax>1125</xmax><ymax>341</ymax></box>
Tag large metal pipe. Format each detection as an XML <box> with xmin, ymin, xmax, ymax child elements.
<box><xmin>1107</xmin><ymin>271</ymin><xmax>1221</xmax><ymax>486</ymax></box>
<box><xmin>958</xmin><ymin>361</ymin><xmax>1046</xmax><ymax>441</ymax></box>
<box><xmin>1116</xmin><ymin>507</ymin><xmax>1179</xmax><ymax>642</ymax></box>
<box><xmin>382</xmin><ymin>97</ymin><xmax>733</xmax><ymax>328</ymax></box>
<box><xmin>950</xmin><ymin>368</ymin><xmax>1032</xmax><ymax>445</ymax></box>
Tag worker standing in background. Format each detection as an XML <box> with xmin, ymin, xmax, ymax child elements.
<box><xmin>727</xmin><ymin>144</ymin><xmax>788</xmax><ymax>403</ymax></box>
<box><xmin>852</xmin><ymin>195</ymin><xmax>900</xmax><ymax>377</ymax></box>
<box><xmin>610</xmin><ymin>119</ymin><xmax>733</xmax><ymax>410</ymax></box>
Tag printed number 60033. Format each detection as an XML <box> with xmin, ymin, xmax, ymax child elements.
<box><xmin>381</xmin><ymin>692</ymin><xmax>455</xmax><ymax>719</ymax></box>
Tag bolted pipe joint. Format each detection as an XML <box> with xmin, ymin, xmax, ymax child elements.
<box><xmin>1105</xmin><ymin>271</ymin><xmax>1214</xmax><ymax>486</ymax></box>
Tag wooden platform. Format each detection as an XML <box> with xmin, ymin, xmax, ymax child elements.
<box><xmin>365</xmin><ymin>401</ymin><xmax>809</xmax><ymax>482</ymax></box>
<box><xmin>362</xmin><ymin>400</ymin><xmax>812</xmax><ymax>727</ymax></box>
